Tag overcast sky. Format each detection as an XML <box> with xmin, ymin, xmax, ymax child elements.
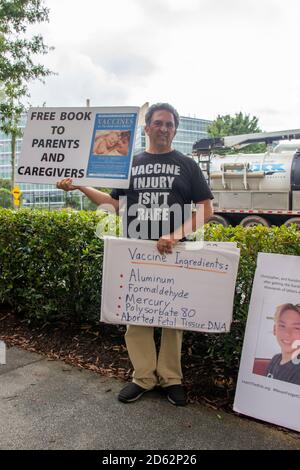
<box><xmin>28</xmin><ymin>0</ymin><xmax>300</xmax><ymax>131</ymax></box>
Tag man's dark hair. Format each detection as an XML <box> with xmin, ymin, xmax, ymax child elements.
<box><xmin>145</xmin><ymin>103</ymin><xmax>180</xmax><ymax>129</ymax></box>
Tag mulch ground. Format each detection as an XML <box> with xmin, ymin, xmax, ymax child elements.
<box><xmin>0</xmin><ymin>305</ymin><xmax>236</xmax><ymax>410</ymax></box>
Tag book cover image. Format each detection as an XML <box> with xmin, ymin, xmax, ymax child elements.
<box><xmin>86</xmin><ymin>113</ymin><xmax>137</xmax><ymax>179</ymax></box>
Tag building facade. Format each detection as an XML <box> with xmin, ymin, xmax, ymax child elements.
<box><xmin>0</xmin><ymin>113</ymin><xmax>211</xmax><ymax>208</ymax></box>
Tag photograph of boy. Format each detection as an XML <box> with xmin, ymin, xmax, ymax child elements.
<box><xmin>265</xmin><ymin>303</ymin><xmax>300</xmax><ymax>386</ymax></box>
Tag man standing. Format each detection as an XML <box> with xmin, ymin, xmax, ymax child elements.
<box><xmin>57</xmin><ymin>103</ymin><xmax>213</xmax><ymax>406</ymax></box>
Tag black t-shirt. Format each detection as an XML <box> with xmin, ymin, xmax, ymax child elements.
<box><xmin>266</xmin><ymin>353</ymin><xmax>300</xmax><ymax>385</ymax></box>
<box><xmin>111</xmin><ymin>150</ymin><xmax>213</xmax><ymax>240</ymax></box>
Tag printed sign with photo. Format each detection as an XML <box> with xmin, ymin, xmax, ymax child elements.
<box><xmin>16</xmin><ymin>106</ymin><xmax>140</xmax><ymax>188</ymax></box>
<box><xmin>234</xmin><ymin>253</ymin><xmax>300</xmax><ymax>432</ymax></box>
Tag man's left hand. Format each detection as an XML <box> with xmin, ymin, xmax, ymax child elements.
<box><xmin>157</xmin><ymin>235</ymin><xmax>178</xmax><ymax>255</ymax></box>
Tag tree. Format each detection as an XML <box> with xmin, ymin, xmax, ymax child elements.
<box><xmin>207</xmin><ymin>112</ymin><xmax>266</xmax><ymax>154</ymax></box>
<box><xmin>0</xmin><ymin>0</ymin><xmax>53</xmax><ymax>198</ymax></box>
<box><xmin>0</xmin><ymin>177</ymin><xmax>12</xmax><ymax>208</ymax></box>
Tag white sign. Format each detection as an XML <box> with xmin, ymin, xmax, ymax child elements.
<box><xmin>0</xmin><ymin>341</ymin><xmax>6</xmax><ymax>365</ymax></box>
<box><xmin>233</xmin><ymin>253</ymin><xmax>300</xmax><ymax>433</ymax></box>
<box><xmin>101</xmin><ymin>237</ymin><xmax>240</xmax><ymax>333</ymax></box>
<box><xmin>16</xmin><ymin>106</ymin><xmax>140</xmax><ymax>188</ymax></box>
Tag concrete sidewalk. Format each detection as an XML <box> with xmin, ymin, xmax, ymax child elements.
<box><xmin>0</xmin><ymin>347</ymin><xmax>299</xmax><ymax>450</ymax></box>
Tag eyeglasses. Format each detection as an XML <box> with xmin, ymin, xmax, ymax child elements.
<box><xmin>151</xmin><ymin>120</ymin><xmax>175</xmax><ymax>130</ymax></box>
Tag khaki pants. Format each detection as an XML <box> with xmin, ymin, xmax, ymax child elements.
<box><xmin>125</xmin><ymin>325</ymin><xmax>183</xmax><ymax>389</ymax></box>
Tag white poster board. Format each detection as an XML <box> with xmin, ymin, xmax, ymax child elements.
<box><xmin>233</xmin><ymin>253</ymin><xmax>300</xmax><ymax>433</ymax></box>
<box><xmin>101</xmin><ymin>237</ymin><xmax>240</xmax><ymax>333</ymax></box>
<box><xmin>0</xmin><ymin>341</ymin><xmax>6</xmax><ymax>365</ymax></box>
<box><xmin>16</xmin><ymin>106</ymin><xmax>140</xmax><ymax>188</ymax></box>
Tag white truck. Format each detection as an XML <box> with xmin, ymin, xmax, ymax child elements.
<box><xmin>192</xmin><ymin>129</ymin><xmax>300</xmax><ymax>227</ymax></box>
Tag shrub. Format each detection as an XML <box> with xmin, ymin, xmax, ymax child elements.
<box><xmin>1</xmin><ymin>208</ymin><xmax>300</xmax><ymax>371</ymax></box>
<box><xmin>0</xmin><ymin>209</ymin><xmax>106</xmax><ymax>323</ymax></box>
<box><xmin>199</xmin><ymin>223</ymin><xmax>300</xmax><ymax>370</ymax></box>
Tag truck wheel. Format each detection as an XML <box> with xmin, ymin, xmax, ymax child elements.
<box><xmin>208</xmin><ymin>215</ymin><xmax>229</xmax><ymax>227</ymax></box>
<box><xmin>284</xmin><ymin>217</ymin><xmax>300</xmax><ymax>229</ymax></box>
<box><xmin>240</xmin><ymin>216</ymin><xmax>270</xmax><ymax>227</ymax></box>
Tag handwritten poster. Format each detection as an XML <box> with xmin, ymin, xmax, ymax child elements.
<box><xmin>16</xmin><ymin>106</ymin><xmax>139</xmax><ymax>188</ymax></box>
<box><xmin>233</xmin><ymin>253</ymin><xmax>300</xmax><ymax>433</ymax></box>
<box><xmin>101</xmin><ymin>237</ymin><xmax>240</xmax><ymax>333</ymax></box>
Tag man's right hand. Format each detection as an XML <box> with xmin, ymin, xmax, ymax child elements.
<box><xmin>56</xmin><ymin>178</ymin><xmax>80</xmax><ymax>192</ymax></box>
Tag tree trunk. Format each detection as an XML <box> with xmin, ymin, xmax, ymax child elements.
<box><xmin>11</xmin><ymin>132</ymin><xmax>16</xmax><ymax>208</ymax></box>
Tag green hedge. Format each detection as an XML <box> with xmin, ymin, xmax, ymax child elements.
<box><xmin>1</xmin><ymin>208</ymin><xmax>300</xmax><ymax>370</ymax></box>
<box><xmin>0</xmin><ymin>209</ymin><xmax>105</xmax><ymax>323</ymax></box>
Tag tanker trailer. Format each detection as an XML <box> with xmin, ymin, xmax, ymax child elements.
<box><xmin>192</xmin><ymin>129</ymin><xmax>300</xmax><ymax>227</ymax></box>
